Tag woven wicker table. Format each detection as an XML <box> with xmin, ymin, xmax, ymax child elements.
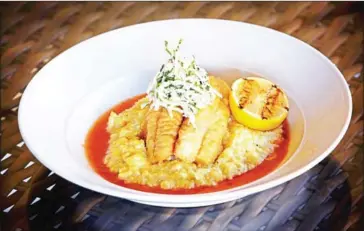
<box><xmin>1</xmin><ymin>2</ymin><xmax>363</xmax><ymax>231</ymax></box>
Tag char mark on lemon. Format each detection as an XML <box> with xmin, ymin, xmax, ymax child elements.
<box><xmin>261</xmin><ymin>86</ymin><xmax>286</xmax><ymax>120</ymax></box>
<box><xmin>238</xmin><ymin>79</ymin><xmax>256</xmax><ymax>109</ymax></box>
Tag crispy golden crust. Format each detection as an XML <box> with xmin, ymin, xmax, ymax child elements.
<box><xmin>195</xmin><ymin>100</ymin><xmax>230</xmax><ymax>166</ymax></box>
<box><xmin>154</xmin><ymin>109</ymin><xmax>183</xmax><ymax>162</ymax></box>
<box><xmin>140</xmin><ymin>116</ymin><xmax>147</xmax><ymax>139</ymax></box>
<box><xmin>209</xmin><ymin>76</ymin><xmax>231</xmax><ymax>105</ymax></box>
<box><xmin>174</xmin><ymin>98</ymin><xmax>228</xmax><ymax>164</ymax></box>
<box><xmin>145</xmin><ymin>108</ymin><xmax>183</xmax><ymax>163</ymax></box>
<box><xmin>145</xmin><ymin>109</ymin><xmax>159</xmax><ymax>161</ymax></box>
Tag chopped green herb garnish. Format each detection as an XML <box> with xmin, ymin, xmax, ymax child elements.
<box><xmin>147</xmin><ymin>39</ymin><xmax>221</xmax><ymax>127</ymax></box>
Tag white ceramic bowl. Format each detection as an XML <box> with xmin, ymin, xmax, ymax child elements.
<box><xmin>18</xmin><ymin>19</ymin><xmax>351</xmax><ymax>207</ymax></box>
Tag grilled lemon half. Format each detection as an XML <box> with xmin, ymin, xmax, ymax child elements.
<box><xmin>229</xmin><ymin>77</ymin><xmax>289</xmax><ymax>131</ymax></box>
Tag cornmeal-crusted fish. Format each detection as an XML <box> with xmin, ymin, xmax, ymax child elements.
<box><xmin>145</xmin><ymin>108</ymin><xmax>183</xmax><ymax>163</ymax></box>
<box><xmin>175</xmin><ymin>97</ymin><xmax>228</xmax><ymax>164</ymax></box>
<box><xmin>195</xmin><ymin>99</ymin><xmax>230</xmax><ymax>166</ymax></box>
<box><xmin>209</xmin><ymin>76</ymin><xmax>231</xmax><ymax>105</ymax></box>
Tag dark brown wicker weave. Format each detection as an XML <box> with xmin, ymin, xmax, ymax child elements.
<box><xmin>0</xmin><ymin>2</ymin><xmax>363</xmax><ymax>231</ymax></box>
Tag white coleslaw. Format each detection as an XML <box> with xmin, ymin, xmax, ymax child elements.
<box><xmin>146</xmin><ymin>39</ymin><xmax>221</xmax><ymax>125</ymax></box>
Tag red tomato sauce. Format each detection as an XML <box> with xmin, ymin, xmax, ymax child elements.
<box><xmin>85</xmin><ymin>94</ymin><xmax>290</xmax><ymax>194</ymax></box>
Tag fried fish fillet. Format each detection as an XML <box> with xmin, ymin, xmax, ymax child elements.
<box><xmin>175</xmin><ymin>97</ymin><xmax>230</xmax><ymax>164</ymax></box>
<box><xmin>209</xmin><ymin>76</ymin><xmax>231</xmax><ymax>105</ymax></box>
<box><xmin>145</xmin><ymin>108</ymin><xmax>183</xmax><ymax>163</ymax></box>
<box><xmin>195</xmin><ymin>99</ymin><xmax>230</xmax><ymax>165</ymax></box>
<box><xmin>144</xmin><ymin>76</ymin><xmax>230</xmax><ymax>164</ymax></box>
